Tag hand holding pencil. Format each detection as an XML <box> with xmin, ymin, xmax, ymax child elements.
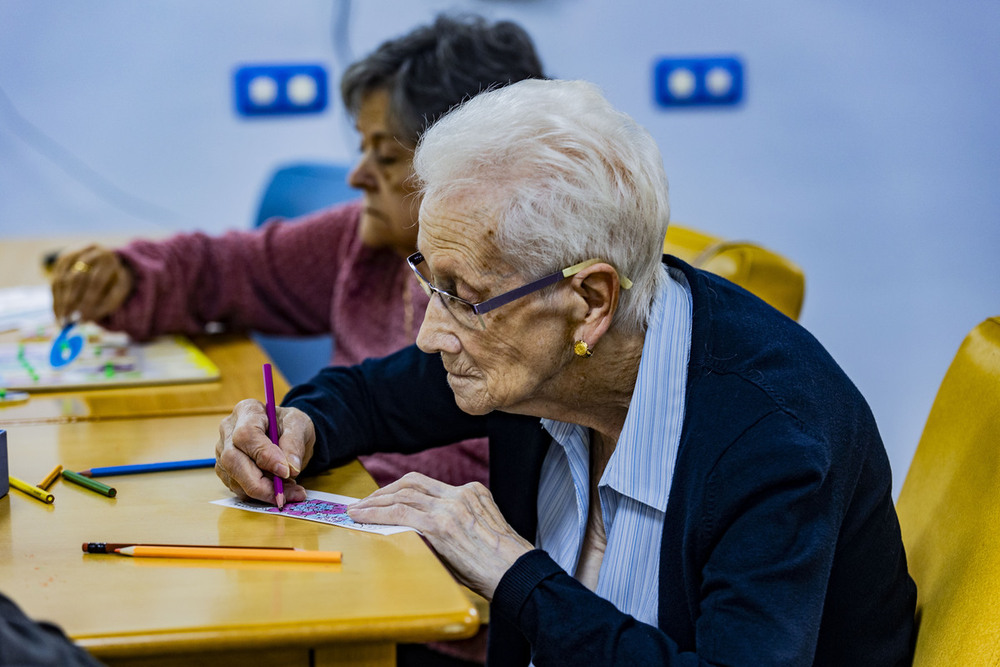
<box><xmin>213</xmin><ymin>373</ymin><xmax>315</xmax><ymax>507</ymax></box>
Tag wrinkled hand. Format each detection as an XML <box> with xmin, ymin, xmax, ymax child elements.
<box><xmin>50</xmin><ymin>244</ymin><xmax>134</xmax><ymax>323</ymax></box>
<box><xmin>215</xmin><ymin>399</ymin><xmax>316</xmax><ymax>506</ymax></box>
<box><xmin>347</xmin><ymin>473</ymin><xmax>534</xmax><ymax>599</ymax></box>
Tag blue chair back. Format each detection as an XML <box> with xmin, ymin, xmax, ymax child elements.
<box><xmin>254</xmin><ymin>162</ymin><xmax>356</xmax><ymax>226</ymax></box>
<box><xmin>251</xmin><ymin>162</ymin><xmax>356</xmax><ymax>385</ymax></box>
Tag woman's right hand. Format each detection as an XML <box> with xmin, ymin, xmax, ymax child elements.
<box><xmin>50</xmin><ymin>245</ymin><xmax>134</xmax><ymax>323</ymax></box>
<box><xmin>215</xmin><ymin>399</ymin><xmax>316</xmax><ymax>505</ymax></box>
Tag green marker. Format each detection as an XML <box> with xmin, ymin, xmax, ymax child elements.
<box><xmin>62</xmin><ymin>470</ymin><xmax>117</xmax><ymax>498</ymax></box>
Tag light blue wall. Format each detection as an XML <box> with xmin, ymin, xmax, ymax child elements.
<box><xmin>2</xmin><ymin>1</ymin><xmax>998</xmax><ymax>497</ymax></box>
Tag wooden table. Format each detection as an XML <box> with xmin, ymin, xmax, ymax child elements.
<box><xmin>0</xmin><ymin>238</ymin><xmax>480</xmax><ymax>664</ymax></box>
<box><xmin>1</xmin><ymin>415</ymin><xmax>479</xmax><ymax>666</ymax></box>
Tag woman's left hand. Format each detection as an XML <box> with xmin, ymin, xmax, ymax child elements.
<box><xmin>347</xmin><ymin>472</ymin><xmax>533</xmax><ymax>599</ymax></box>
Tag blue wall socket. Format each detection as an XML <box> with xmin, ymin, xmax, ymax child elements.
<box><xmin>654</xmin><ymin>56</ymin><xmax>744</xmax><ymax>108</ymax></box>
<box><xmin>234</xmin><ymin>64</ymin><xmax>328</xmax><ymax>117</ymax></box>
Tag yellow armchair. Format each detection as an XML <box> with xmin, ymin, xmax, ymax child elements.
<box><xmin>896</xmin><ymin>316</ymin><xmax>1000</xmax><ymax>666</ymax></box>
<box><xmin>665</xmin><ymin>225</ymin><xmax>805</xmax><ymax>320</ymax></box>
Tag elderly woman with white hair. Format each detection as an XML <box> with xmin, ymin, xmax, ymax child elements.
<box><xmin>215</xmin><ymin>79</ymin><xmax>916</xmax><ymax>665</ymax></box>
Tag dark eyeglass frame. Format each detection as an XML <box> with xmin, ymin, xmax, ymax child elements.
<box><xmin>406</xmin><ymin>251</ymin><xmax>632</xmax><ymax>330</ymax></box>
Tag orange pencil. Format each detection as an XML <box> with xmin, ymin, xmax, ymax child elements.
<box><xmin>37</xmin><ymin>464</ymin><xmax>63</xmax><ymax>490</ymax></box>
<box><xmin>115</xmin><ymin>545</ymin><xmax>341</xmax><ymax>563</ymax></box>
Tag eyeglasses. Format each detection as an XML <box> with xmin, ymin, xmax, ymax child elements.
<box><xmin>406</xmin><ymin>251</ymin><xmax>632</xmax><ymax>330</ymax></box>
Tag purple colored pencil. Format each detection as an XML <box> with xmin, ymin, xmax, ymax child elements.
<box><xmin>262</xmin><ymin>363</ymin><xmax>285</xmax><ymax>510</ymax></box>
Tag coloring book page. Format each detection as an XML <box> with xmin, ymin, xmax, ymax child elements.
<box><xmin>212</xmin><ymin>489</ymin><xmax>415</xmax><ymax>536</ymax></box>
<box><xmin>0</xmin><ymin>321</ymin><xmax>218</xmax><ymax>392</ymax></box>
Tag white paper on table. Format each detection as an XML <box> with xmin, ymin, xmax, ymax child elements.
<box><xmin>0</xmin><ymin>285</ymin><xmax>53</xmax><ymax>332</ymax></box>
<box><xmin>212</xmin><ymin>489</ymin><xmax>416</xmax><ymax>536</ymax></box>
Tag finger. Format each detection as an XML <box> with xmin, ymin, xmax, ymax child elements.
<box><xmin>96</xmin><ymin>264</ymin><xmax>134</xmax><ymax>320</ymax></box>
<box><xmin>71</xmin><ymin>248</ymin><xmax>127</xmax><ymax>322</ymax></box>
<box><xmin>347</xmin><ymin>479</ymin><xmax>451</xmax><ymax>527</ymax></box>
<box><xmin>280</xmin><ymin>478</ymin><xmax>309</xmax><ymax>503</ymax></box>
<box><xmin>216</xmin><ymin>403</ymin><xmax>295</xmax><ymax>504</ymax></box>
<box><xmin>216</xmin><ymin>413</ymin><xmax>274</xmax><ymax>502</ymax></box>
<box><xmin>275</xmin><ymin>407</ymin><xmax>314</xmax><ymax>476</ymax></box>
<box><xmin>54</xmin><ymin>249</ymin><xmax>108</xmax><ymax>323</ymax></box>
<box><xmin>347</xmin><ymin>497</ymin><xmax>430</xmax><ymax>528</ymax></box>
<box><xmin>51</xmin><ymin>248</ymin><xmax>91</xmax><ymax>321</ymax></box>
<box><xmin>230</xmin><ymin>399</ymin><xmax>292</xmax><ymax>479</ymax></box>
<box><xmin>350</xmin><ymin>481</ymin><xmax>505</xmax><ymax>543</ymax></box>
<box><xmin>351</xmin><ymin>471</ymin><xmax>441</xmax><ymax>505</ymax></box>
<box><xmin>214</xmin><ymin>416</ymin><xmax>243</xmax><ymax>496</ymax></box>
<box><xmin>214</xmin><ymin>416</ymin><xmax>232</xmax><ymax>462</ymax></box>
<box><xmin>73</xmin><ymin>269</ymin><xmax>115</xmax><ymax>322</ymax></box>
<box><xmin>72</xmin><ymin>255</ymin><xmax>117</xmax><ymax>320</ymax></box>
<box><xmin>213</xmin><ymin>455</ymin><xmax>248</xmax><ymax>501</ymax></box>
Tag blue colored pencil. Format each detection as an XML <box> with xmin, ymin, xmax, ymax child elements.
<box><xmin>78</xmin><ymin>458</ymin><xmax>217</xmax><ymax>478</ymax></box>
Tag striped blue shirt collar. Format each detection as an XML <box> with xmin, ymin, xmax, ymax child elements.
<box><xmin>602</xmin><ymin>265</ymin><xmax>691</xmax><ymax>512</ymax></box>
<box><xmin>541</xmin><ymin>265</ymin><xmax>691</xmax><ymax>509</ymax></box>
<box><xmin>537</xmin><ymin>265</ymin><xmax>692</xmax><ymax>624</ymax></box>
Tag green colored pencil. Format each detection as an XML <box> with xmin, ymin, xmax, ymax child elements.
<box><xmin>62</xmin><ymin>470</ymin><xmax>117</xmax><ymax>498</ymax></box>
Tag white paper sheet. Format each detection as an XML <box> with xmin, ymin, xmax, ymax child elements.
<box><xmin>0</xmin><ymin>285</ymin><xmax>53</xmax><ymax>332</ymax></box>
<box><xmin>212</xmin><ymin>489</ymin><xmax>415</xmax><ymax>536</ymax></box>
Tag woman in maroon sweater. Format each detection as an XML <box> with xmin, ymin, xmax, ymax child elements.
<box><xmin>48</xmin><ymin>15</ymin><xmax>545</xmax><ymax>491</ymax></box>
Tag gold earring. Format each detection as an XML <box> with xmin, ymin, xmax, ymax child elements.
<box><xmin>573</xmin><ymin>340</ymin><xmax>593</xmax><ymax>358</ymax></box>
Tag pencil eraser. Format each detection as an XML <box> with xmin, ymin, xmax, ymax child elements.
<box><xmin>0</xmin><ymin>430</ymin><xmax>8</xmax><ymax>498</ymax></box>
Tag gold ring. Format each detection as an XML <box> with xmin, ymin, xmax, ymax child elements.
<box><xmin>72</xmin><ymin>260</ymin><xmax>92</xmax><ymax>273</ymax></box>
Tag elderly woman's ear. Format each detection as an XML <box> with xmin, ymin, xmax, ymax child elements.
<box><xmin>568</xmin><ymin>262</ymin><xmax>622</xmax><ymax>347</ymax></box>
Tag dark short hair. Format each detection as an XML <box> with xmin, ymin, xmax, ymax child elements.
<box><xmin>340</xmin><ymin>14</ymin><xmax>545</xmax><ymax>146</ymax></box>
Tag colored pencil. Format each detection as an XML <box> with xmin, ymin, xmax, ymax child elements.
<box><xmin>115</xmin><ymin>545</ymin><xmax>341</xmax><ymax>563</ymax></box>
<box><xmin>9</xmin><ymin>476</ymin><xmax>55</xmax><ymax>504</ymax></box>
<box><xmin>263</xmin><ymin>363</ymin><xmax>285</xmax><ymax>510</ymax></box>
<box><xmin>36</xmin><ymin>464</ymin><xmax>63</xmax><ymax>490</ymax></box>
<box><xmin>83</xmin><ymin>542</ymin><xmax>297</xmax><ymax>554</ymax></box>
<box><xmin>78</xmin><ymin>458</ymin><xmax>216</xmax><ymax>478</ymax></box>
<box><xmin>61</xmin><ymin>470</ymin><xmax>117</xmax><ymax>497</ymax></box>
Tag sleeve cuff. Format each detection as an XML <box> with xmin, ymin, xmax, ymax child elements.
<box><xmin>492</xmin><ymin>549</ymin><xmax>565</xmax><ymax>625</ymax></box>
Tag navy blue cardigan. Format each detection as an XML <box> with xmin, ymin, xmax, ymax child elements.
<box><xmin>287</xmin><ymin>257</ymin><xmax>916</xmax><ymax>666</ymax></box>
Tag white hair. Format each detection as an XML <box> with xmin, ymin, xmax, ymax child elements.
<box><xmin>412</xmin><ymin>79</ymin><xmax>670</xmax><ymax>334</ymax></box>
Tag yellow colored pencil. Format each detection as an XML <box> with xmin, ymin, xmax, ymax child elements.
<box><xmin>37</xmin><ymin>464</ymin><xmax>63</xmax><ymax>490</ymax></box>
<box><xmin>9</xmin><ymin>476</ymin><xmax>55</xmax><ymax>504</ymax></box>
<box><xmin>115</xmin><ymin>545</ymin><xmax>341</xmax><ymax>563</ymax></box>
